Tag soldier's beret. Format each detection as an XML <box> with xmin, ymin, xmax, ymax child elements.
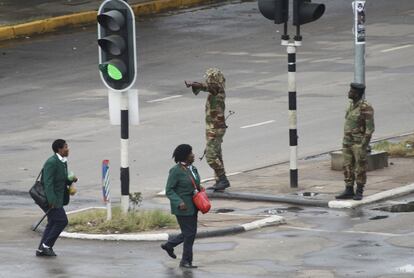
<box><xmin>350</xmin><ymin>82</ymin><xmax>365</xmax><ymax>93</ymax></box>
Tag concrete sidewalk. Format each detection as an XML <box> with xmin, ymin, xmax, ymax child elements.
<box><xmin>206</xmin><ymin>150</ymin><xmax>414</xmax><ymax>208</ymax></box>
<box><xmin>0</xmin><ymin>0</ymin><xmax>224</xmax><ymax>41</ymax></box>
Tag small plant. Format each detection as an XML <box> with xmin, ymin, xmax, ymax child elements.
<box><xmin>373</xmin><ymin>136</ymin><xmax>414</xmax><ymax>157</ymax></box>
<box><xmin>129</xmin><ymin>192</ymin><xmax>143</xmax><ymax>211</ymax></box>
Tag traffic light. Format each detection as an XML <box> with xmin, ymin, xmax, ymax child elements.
<box><xmin>293</xmin><ymin>0</ymin><xmax>325</xmax><ymax>26</ymax></box>
<box><xmin>97</xmin><ymin>0</ymin><xmax>137</xmax><ymax>92</ymax></box>
<box><xmin>258</xmin><ymin>0</ymin><xmax>289</xmax><ymax>24</ymax></box>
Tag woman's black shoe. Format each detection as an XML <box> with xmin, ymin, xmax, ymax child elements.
<box><xmin>161</xmin><ymin>243</ymin><xmax>177</xmax><ymax>259</ymax></box>
<box><xmin>36</xmin><ymin>246</ymin><xmax>56</xmax><ymax>257</ymax></box>
<box><xmin>179</xmin><ymin>261</ymin><xmax>198</xmax><ymax>268</ymax></box>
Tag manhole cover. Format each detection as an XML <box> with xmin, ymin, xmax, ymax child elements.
<box><xmin>375</xmin><ymin>202</ymin><xmax>414</xmax><ymax>213</ymax></box>
<box><xmin>215</xmin><ymin>208</ymin><xmax>234</xmax><ymax>213</ymax></box>
<box><xmin>296</xmin><ymin>192</ymin><xmax>319</xmax><ymax>197</ymax></box>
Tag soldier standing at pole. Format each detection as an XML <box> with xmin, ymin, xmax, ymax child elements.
<box><xmin>336</xmin><ymin>83</ymin><xmax>374</xmax><ymax>201</ymax></box>
<box><xmin>185</xmin><ymin>68</ymin><xmax>230</xmax><ymax>191</ymax></box>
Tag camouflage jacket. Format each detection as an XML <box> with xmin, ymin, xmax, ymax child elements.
<box><xmin>343</xmin><ymin>99</ymin><xmax>375</xmax><ymax>146</ymax></box>
<box><xmin>193</xmin><ymin>82</ymin><xmax>226</xmax><ymax>130</ymax></box>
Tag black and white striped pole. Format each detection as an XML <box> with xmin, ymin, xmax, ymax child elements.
<box><xmin>120</xmin><ymin>92</ymin><xmax>130</xmax><ymax>213</ymax></box>
<box><xmin>258</xmin><ymin>0</ymin><xmax>324</xmax><ymax>188</ymax></box>
<box><xmin>287</xmin><ymin>40</ymin><xmax>300</xmax><ymax>188</ymax></box>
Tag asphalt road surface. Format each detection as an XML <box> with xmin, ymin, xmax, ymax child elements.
<box><xmin>0</xmin><ymin>0</ymin><xmax>413</xmax><ymax>201</ymax></box>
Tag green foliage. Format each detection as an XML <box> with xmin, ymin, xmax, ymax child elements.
<box><xmin>129</xmin><ymin>192</ymin><xmax>143</xmax><ymax>210</ymax></box>
<box><xmin>373</xmin><ymin>136</ymin><xmax>414</xmax><ymax>157</ymax></box>
<box><xmin>67</xmin><ymin>207</ymin><xmax>177</xmax><ymax>234</ymax></box>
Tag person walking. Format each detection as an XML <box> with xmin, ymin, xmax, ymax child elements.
<box><xmin>185</xmin><ymin>68</ymin><xmax>230</xmax><ymax>191</ymax></box>
<box><xmin>36</xmin><ymin>139</ymin><xmax>77</xmax><ymax>257</ymax></box>
<box><xmin>161</xmin><ymin>144</ymin><xmax>201</xmax><ymax>268</ymax></box>
<box><xmin>336</xmin><ymin>83</ymin><xmax>375</xmax><ymax>201</ymax></box>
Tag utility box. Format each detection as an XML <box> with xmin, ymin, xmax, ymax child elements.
<box><xmin>330</xmin><ymin>150</ymin><xmax>388</xmax><ymax>171</ymax></box>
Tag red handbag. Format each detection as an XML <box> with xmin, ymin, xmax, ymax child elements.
<box><xmin>183</xmin><ymin>166</ymin><xmax>211</xmax><ymax>214</ymax></box>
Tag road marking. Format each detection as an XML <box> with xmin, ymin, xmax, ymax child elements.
<box><xmin>284</xmin><ymin>225</ymin><xmax>401</xmax><ymax>237</ymax></box>
<box><xmin>381</xmin><ymin>44</ymin><xmax>413</xmax><ymax>53</ymax></box>
<box><xmin>147</xmin><ymin>95</ymin><xmax>182</xmax><ymax>103</ymax></box>
<box><xmin>241</xmin><ymin>120</ymin><xmax>275</xmax><ymax>129</ymax></box>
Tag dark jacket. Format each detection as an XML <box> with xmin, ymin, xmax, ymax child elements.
<box><xmin>165</xmin><ymin>164</ymin><xmax>200</xmax><ymax>216</ymax></box>
<box><xmin>42</xmin><ymin>154</ymin><xmax>72</xmax><ymax>208</ymax></box>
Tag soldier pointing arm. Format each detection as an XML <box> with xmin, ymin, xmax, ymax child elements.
<box><xmin>185</xmin><ymin>68</ymin><xmax>230</xmax><ymax>191</ymax></box>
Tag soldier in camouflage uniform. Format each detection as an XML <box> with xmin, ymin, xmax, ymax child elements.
<box><xmin>336</xmin><ymin>83</ymin><xmax>375</xmax><ymax>201</ymax></box>
<box><xmin>185</xmin><ymin>68</ymin><xmax>230</xmax><ymax>191</ymax></box>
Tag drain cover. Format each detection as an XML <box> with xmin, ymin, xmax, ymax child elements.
<box><xmin>215</xmin><ymin>208</ymin><xmax>234</xmax><ymax>213</ymax></box>
<box><xmin>369</xmin><ymin>215</ymin><xmax>389</xmax><ymax>220</ymax></box>
<box><xmin>296</xmin><ymin>192</ymin><xmax>319</xmax><ymax>197</ymax></box>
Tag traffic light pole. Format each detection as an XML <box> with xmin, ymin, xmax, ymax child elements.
<box><xmin>286</xmin><ymin>38</ymin><xmax>301</xmax><ymax>188</ymax></box>
<box><xmin>120</xmin><ymin>91</ymin><xmax>130</xmax><ymax>213</ymax></box>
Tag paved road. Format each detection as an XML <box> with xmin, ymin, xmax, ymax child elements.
<box><xmin>0</xmin><ymin>0</ymin><xmax>413</xmax><ymax>201</ymax></box>
<box><xmin>1</xmin><ymin>195</ymin><xmax>414</xmax><ymax>278</ymax></box>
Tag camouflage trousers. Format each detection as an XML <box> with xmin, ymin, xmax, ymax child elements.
<box><xmin>206</xmin><ymin>128</ymin><xmax>226</xmax><ymax>178</ymax></box>
<box><xmin>343</xmin><ymin>144</ymin><xmax>367</xmax><ymax>186</ymax></box>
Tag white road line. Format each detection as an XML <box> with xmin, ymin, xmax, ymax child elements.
<box><xmin>284</xmin><ymin>225</ymin><xmax>400</xmax><ymax>237</ymax></box>
<box><xmin>380</xmin><ymin>44</ymin><xmax>413</xmax><ymax>53</ymax></box>
<box><xmin>147</xmin><ymin>95</ymin><xmax>182</xmax><ymax>103</ymax></box>
<box><xmin>241</xmin><ymin>120</ymin><xmax>275</xmax><ymax>129</ymax></box>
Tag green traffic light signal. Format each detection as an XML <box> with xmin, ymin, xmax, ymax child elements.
<box><xmin>99</xmin><ymin>59</ymin><xmax>127</xmax><ymax>81</ymax></box>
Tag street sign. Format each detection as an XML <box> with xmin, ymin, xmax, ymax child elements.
<box><xmin>97</xmin><ymin>0</ymin><xmax>137</xmax><ymax>92</ymax></box>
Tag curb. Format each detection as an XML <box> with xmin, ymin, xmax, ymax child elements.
<box><xmin>0</xmin><ymin>0</ymin><xmax>224</xmax><ymax>42</ymax></box>
<box><xmin>33</xmin><ymin>214</ymin><xmax>285</xmax><ymax>241</ymax></box>
<box><xmin>207</xmin><ymin>191</ymin><xmax>330</xmax><ymax>207</ymax></box>
<box><xmin>328</xmin><ymin>183</ymin><xmax>414</xmax><ymax>209</ymax></box>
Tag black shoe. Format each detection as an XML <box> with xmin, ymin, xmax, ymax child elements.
<box><xmin>36</xmin><ymin>246</ymin><xmax>56</xmax><ymax>257</ymax></box>
<box><xmin>335</xmin><ymin>186</ymin><xmax>355</xmax><ymax>200</ymax></box>
<box><xmin>213</xmin><ymin>175</ymin><xmax>230</xmax><ymax>191</ymax></box>
<box><xmin>161</xmin><ymin>243</ymin><xmax>176</xmax><ymax>259</ymax></box>
<box><xmin>353</xmin><ymin>184</ymin><xmax>364</xmax><ymax>201</ymax></box>
<box><xmin>179</xmin><ymin>261</ymin><xmax>198</xmax><ymax>269</ymax></box>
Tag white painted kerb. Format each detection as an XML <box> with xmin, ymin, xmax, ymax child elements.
<box><xmin>329</xmin><ymin>183</ymin><xmax>414</xmax><ymax>209</ymax></box>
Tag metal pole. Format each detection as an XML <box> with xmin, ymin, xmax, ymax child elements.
<box><xmin>120</xmin><ymin>91</ymin><xmax>129</xmax><ymax>213</ymax></box>
<box><xmin>287</xmin><ymin>43</ymin><xmax>298</xmax><ymax>188</ymax></box>
<box><xmin>353</xmin><ymin>0</ymin><xmax>366</xmax><ymax>85</ymax></box>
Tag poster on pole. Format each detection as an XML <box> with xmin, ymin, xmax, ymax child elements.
<box><xmin>353</xmin><ymin>1</ymin><xmax>366</xmax><ymax>44</ymax></box>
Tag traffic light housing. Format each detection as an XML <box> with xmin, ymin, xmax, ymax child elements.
<box><xmin>98</xmin><ymin>0</ymin><xmax>136</xmax><ymax>92</ymax></box>
<box><xmin>258</xmin><ymin>0</ymin><xmax>289</xmax><ymax>24</ymax></box>
<box><xmin>293</xmin><ymin>0</ymin><xmax>325</xmax><ymax>26</ymax></box>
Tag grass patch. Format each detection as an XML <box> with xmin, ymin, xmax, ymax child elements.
<box><xmin>67</xmin><ymin>207</ymin><xmax>178</xmax><ymax>234</ymax></box>
<box><xmin>373</xmin><ymin>136</ymin><xmax>414</xmax><ymax>157</ymax></box>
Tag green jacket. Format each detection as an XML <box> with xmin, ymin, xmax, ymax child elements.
<box><xmin>42</xmin><ymin>154</ymin><xmax>72</xmax><ymax>208</ymax></box>
<box><xmin>165</xmin><ymin>164</ymin><xmax>201</xmax><ymax>216</ymax></box>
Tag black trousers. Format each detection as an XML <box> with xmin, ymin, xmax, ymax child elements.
<box><xmin>39</xmin><ymin>207</ymin><xmax>68</xmax><ymax>248</ymax></box>
<box><xmin>167</xmin><ymin>214</ymin><xmax>198</xmax><ymax>263</ymax></box>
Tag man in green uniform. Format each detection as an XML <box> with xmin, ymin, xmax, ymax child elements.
<box><xmin>185</xmin><ymin>68</ymin><xmax>230</xmax><ymax>191</ymax></box>
<box><xmin>336</xmin><ymin>83</ymin><xmax>375</xmax><ymax>201</ymax></box>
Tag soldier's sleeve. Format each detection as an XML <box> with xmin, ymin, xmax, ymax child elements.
<box><xmin>206</xmin><ymin>82</ymin><xmax>224</xmax><ymax>96</ymax></box>
<box><xmin>361</xmin><ymin>103</ymin><xmax>375</xmax><ymax>146</ymax></box>
<box><xmin>192</xmin><ymin>82</ymin><xmax>208</xmax><ymax>95</ymax></box>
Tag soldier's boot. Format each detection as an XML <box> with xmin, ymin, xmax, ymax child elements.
<box><xmin>353</xmin><ymin>184</ymin><xmax>364</xmax><ymax>201</ymax></box>
<box><xmin>213</xmin><ymin>175</ymin><xmax>230</xmax><ymax>192</ymax></box>
<box><xmin>335</xmin><ymin>186</ymin><xmax>355</xmax><ymax>200</ymax></box>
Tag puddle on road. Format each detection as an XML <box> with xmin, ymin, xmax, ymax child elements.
<box><xmin>374</xmin><ymin>201</ymin><xmax>414</xmax><ymax>213</ymax></box>
<box><xmin>195</xmin><ymin>242</ymin><xmax>236</xmax><ymax>252</ymax></box>
<box><xmin>396</xmin><ymin>264</ymin><xmax>414</xmax><ymax>273</ymax></box>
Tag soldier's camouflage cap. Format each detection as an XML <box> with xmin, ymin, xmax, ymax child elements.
<box><xmin>204</xmin><ymin>68</ymin><xmax>225</xmax><ymax>88</ymax></box>
<box><xmin>350</xmin><ymin>82</ymin><xmax>365</xmax><ymax>93</ymax></box>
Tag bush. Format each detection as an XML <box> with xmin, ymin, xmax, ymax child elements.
<box><xmin>67</xmin><ymin>207</ymin><xmax>177</xmax><ymax>234</ymax></box>
<box><xmin>373</xmin><ymin>136</ymin><xmax>414</xmax><ymax>157</ymax></box>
